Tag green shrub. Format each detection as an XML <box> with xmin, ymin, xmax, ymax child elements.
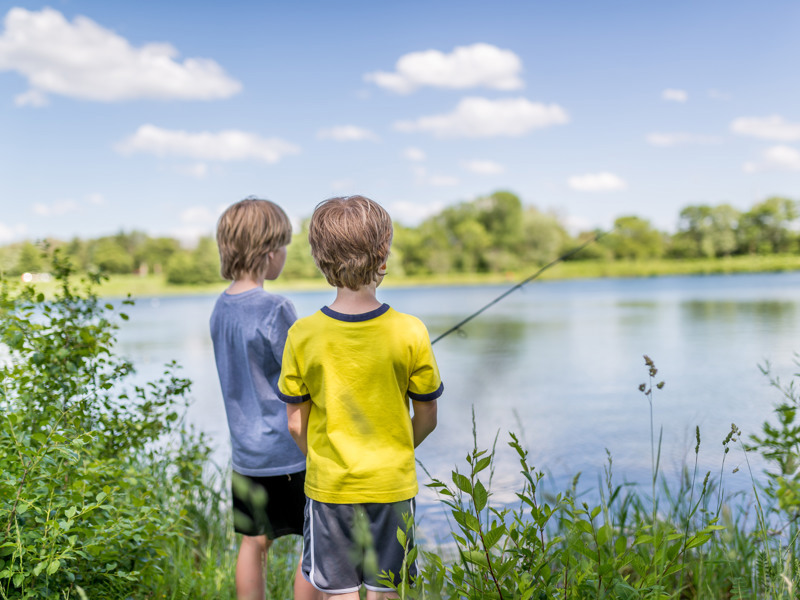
<box><xmin>0</xmin><ymin>250</ymin><xmax>215</xmax><ymax>599</ymax></box>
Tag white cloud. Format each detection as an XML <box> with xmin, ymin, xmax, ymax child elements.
<box><xmin>662</xmin><ymin>88</ymin><xmax>688</xmax><ymax>103</ymax></box>
<box><xmin>116</xmin><ymin>125</ymin><xmax>300</xmax><ymax>164</ymax></box>
<box><xmin>317</xmin><ymin>125</ymin><xmax>379</xmax><ymax>142</ymax></box>
<box><xmin>0</xmin><ymin>7</ymin><xmax>241</xmax><ymax>103</ymax></box>
<box><xmin>395</xmin><ymin>97</ymin><xmax>569</xmax><ymax>138</ymax></box>
<box><xmin>403</xmin><ymin>147</ymin><xmax>426</xmax><ymax>162</ymax></box>
<box><xmin>170</xmin><ymin>205</ymin><xmax>223</xmax><ymax>243</ymax></box>
<box><xmin>33</xmin><ymin>199</ymin><xmax>79</xmax><ymax>216</ymax></box>
<box><xmin>730</xmin><ymin>115</ymin><xmax>800</xmax><ymax>142</ymax></box>
<box><xmin>646</xmin><ymin>132</ymin><xmax>723</xmax><ymax>147</ymax></box>
<box><xmin>568</xmin><ymin>172</ymin><xmax>627</xmax><ymax>192</ymax></box>
<box><xmin>86</xmin><ymin>192</ymin><xmax>105</xmax><ymax>205</ymax></box>
<box><xmin>389</xmin><ymin>200</ymin><xmax>444</xmax><ymax>225</ymax></box>
<box><xmin>0</xmin><ymin>221</ymin><xmax>27</xmax><ymax>243</ymax></box>
<box><xmin>708</xmin><ymin>89</ymin><xmax>731</xmax><ymax>101</ymax></box>
<box><xmin>365</xmin><ymin>43</ymin><xmax>523</xmax><ymax>94</ymax></box>
<box><xmin>462</xmin><ymin>159</ymin><xmax>505</xmax><ymax>175</ymax></box>
<box><xmin>743</xmin><ymin>145</ymin><xmax>800</xmax><ymax>173</ymax></box>
<box><xmin>14</xmin><ymin>89</ymin><xmax>47</xmax><ymax>107</ymax></box>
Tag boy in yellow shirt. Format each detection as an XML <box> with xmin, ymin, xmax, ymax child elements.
<box><xmin>278</xmin><ymin>195</ymin><xmax>442</xmax><ymax>598</ymax></box>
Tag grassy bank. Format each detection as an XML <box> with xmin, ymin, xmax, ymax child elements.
<box><xmin>20</xmin><ymin>253</ymin><xmax>800</xmax><ymax>299</ymax></box>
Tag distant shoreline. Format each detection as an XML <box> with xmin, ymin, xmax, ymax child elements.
<box><xmin>19</xmin><ymin>254</ymin><xmax>800</xmax><ymax>299</ymax></box>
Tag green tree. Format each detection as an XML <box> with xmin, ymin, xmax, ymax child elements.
<box><xmin>134</xmin><ymin>237</ymin><xmax>180</xmax><ymax>274</ymax></box>
<box><xmin>475</xmin><ymin>190</ymin><xmax>524</xmax><ymax>251</ymax></box>
<box><xmin>737</xmin><ymin>196</ymin><xmax>799</xmax><ymax>254</ymax></box>
<box><xmin>64</xmin><ymin>237</ymin><xmax>90</xmax><ymax>271</ymax></box>
<box><xmin>673</xmin><ymin>204</ymin><xmax>740</xmax><ymax>258</ymax></box>
<box><xmin>14</xmin><ymin>241</ymin><xmax>44</xmax><ymax>274</ymax></box>
<box><xmin>519</xmin><ymin>208</ymin><xmax>569</xmax><ymax>266</ymax></box>
<box><xmin>453</xmin><ymin>218</ymin><xmax>492</xmax><ymax>272</ymax></box>
<box><xmin>283</xmin><ymin>220</ymin><xmax>322</xmax><ymax>281</ymax></box>
<box><xmin>165</xmin><ymin>237</ymin><xmax>221</xmax><ymax>285</ymax></box>
<box><xmin>601</xmin><ymin>216</ymin><xmax>666</xmax><ymax>260</ymax></box>
<box><xmin>90</xmin><ymin>237</ymin><xmax>134</xmax><ymax>274</ymax></box>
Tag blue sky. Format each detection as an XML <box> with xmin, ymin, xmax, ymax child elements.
<box><xmin>1</xmin><ymin>0</ymin><xmax>799</xmax><ymax>244</ymax></box>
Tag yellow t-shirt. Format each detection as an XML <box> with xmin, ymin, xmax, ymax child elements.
<box><xmin>278</xmin><ymin>304</ymin><xmax>443</xmax><ymax>504</ymax></box>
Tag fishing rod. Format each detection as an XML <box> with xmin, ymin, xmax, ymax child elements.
<box><xmin>431</xmin><ymin>229</ymin><xmax>611</xmax><ymax>345</ymax></box>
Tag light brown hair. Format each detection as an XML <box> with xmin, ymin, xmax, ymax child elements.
<box><xmin>216</xmin><ymin>198</ymin><xmax>292</xmax><ymax>281</ymax></box>
<box><xmin>308</xmin><ymin>195</ymin><xmax>393</xmax><ymax>290</ymax></box>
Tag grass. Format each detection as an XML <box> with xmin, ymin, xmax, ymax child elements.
<box><xmin>18</xmin><ymin>253</ymin><xmax>800</xmax><ymax>299</ymax></box>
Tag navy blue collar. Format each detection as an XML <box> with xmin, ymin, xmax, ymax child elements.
<box><xmin>321</xmin><ymin>303</ymin><xmax>390</xmax><ymax>322</ymax></box>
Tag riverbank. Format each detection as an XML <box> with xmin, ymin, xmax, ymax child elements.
<box><xmin>19</xmin><ymin>253</ymin><xmax>800</xmax><ymax>298</ymax></box>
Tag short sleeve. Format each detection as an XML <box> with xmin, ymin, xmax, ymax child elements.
<box><xmin>277</xmin><ymin>330</ymin><xmax>310</xmax><ymax>404</ymax></box>
<box><xmin>267</xmin><ymin>298</ymin><xmax>298</xmax><ymax>367</ymax></box>
<box><xmin>407</xmin><ymin>324</ymin><xmax>444</xmax><ymax>402</ymax></box>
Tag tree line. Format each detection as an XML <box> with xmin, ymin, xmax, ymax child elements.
<box><xmin>1</xmin><ymin>192</ymin><xmax>798</xmax><ymax>284</ymax></box>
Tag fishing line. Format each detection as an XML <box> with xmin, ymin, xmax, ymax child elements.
<box><xmin>431</xmin><ymin>229</ymin><xmax>611</xmax><ymax>345</ymax></box>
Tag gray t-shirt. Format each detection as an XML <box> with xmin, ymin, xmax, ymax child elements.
<box><xmin>210</xmin><ymin>287</ymin><xmax>306</xmax><ymax>476</ymax></box>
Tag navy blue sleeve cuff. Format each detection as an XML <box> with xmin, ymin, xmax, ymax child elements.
<box><xmin>277</xmin><ymin>390</ymin><xmax>311</xmax><ymax>404</ymax></box>
<box><xmin>408</xmin><ymin>382</ymin><xmax>444</xmax><ymax>402</ymax></box>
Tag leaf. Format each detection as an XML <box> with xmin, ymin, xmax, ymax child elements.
<box><xmin>65</xmin><ymin>506</ymin><xmax>78</xmax><ymax>519</ymax></box>
<box><xmin>685</xmin><ymin>533</ymin><xmax>713</xmax><ymax>550</ymax></box>
<box><xmin>474</xmin><ymin>456</ymin><xmax>492</xmax><ymax>474</ymax></box>
<box><xmin>453</xmin><ymin>511</ymin><xmax>481</xmax><ymax>532</ymax></box>
<box><xmin>47</xmin><ymin>559</ymin><xmax>60</xmax><ymax>575</ymax></box>
<box><xmin>452</xmin><ymin>472</ymin><xmax>472</xmax><ymax>494</ymax></box>
<box><xmin>461</xmin><ymin>550</ymin><xmax>489</xmax><ymax>568</ymax></box>
<box><xmin>473</xmin><ymin>480</ymin><xmax>488</xmax><ymax>512</ymax></box>
<box><xmin>484</xmin><ymin>524</ymin><xmax>506</xmax><ymax>549</ymax></box>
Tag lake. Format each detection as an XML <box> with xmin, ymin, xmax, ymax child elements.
<box><xmin>116</xmin><ymin>271</ymin><xmax>800</xmax><ymax>545</ymax></box>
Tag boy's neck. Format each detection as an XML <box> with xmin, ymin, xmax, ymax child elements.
<box><xmin>226</xmin><ymin>277</ymin><xmax>264</xmax><ymax>295</ymax></box>
<box><xmin>328</xmin><ymin>282</ymin><xmax>382</xmax><ymax>315</ymax></box>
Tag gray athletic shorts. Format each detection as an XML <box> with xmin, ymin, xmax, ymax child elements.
<box><xmin>302</xmin><ymin>498</ymin><xmax>417</xmax><ymax>594</ymax></box>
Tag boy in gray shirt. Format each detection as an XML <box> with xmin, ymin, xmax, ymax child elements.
<box><xmin>210</xmin><ymin>198</ymin><xmax>318</xmax><ymax>600</ymax></box>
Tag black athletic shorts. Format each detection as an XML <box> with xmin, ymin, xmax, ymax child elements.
<box><xmin>231</xmin><ymin>470</ymin><xmax>306</xmax><ymax>538</ymax></box>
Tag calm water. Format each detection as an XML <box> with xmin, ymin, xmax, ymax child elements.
<box><xmin>116</xmin><ymin>272</ymin><xmax>800</xmax><ymax>544</ymax></box>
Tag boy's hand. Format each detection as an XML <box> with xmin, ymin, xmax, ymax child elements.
<box><xmin>411</xmin><ymin>399</ymin><xmax>438</xmax><ymax>448</ymax></box>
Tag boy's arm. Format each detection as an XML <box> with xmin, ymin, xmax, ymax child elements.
<box><xmin>286</xmin><ymin>402</ymin><xmax>311</xmax><ymax>456</ymax></box>
<box><xmin>411</xmin><ymin>399</ymin><xmax>438</xmax><ymax>448</ymax></box>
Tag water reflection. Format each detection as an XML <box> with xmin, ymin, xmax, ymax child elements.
<box><xmin>113</xmin><ymin>272</ymin><xmax>800</xmax><ymax>541</ymax></box>
<box><xmin>682</xmin><ymin>300</ymin><xmax>797</xmax><ymax>324</ymax></box>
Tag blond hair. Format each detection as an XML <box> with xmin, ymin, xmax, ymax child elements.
<box><xmin>216</xmin><ymin>198</ymin><xmax>292</xmax><ymax>281</ymax></box>
<box><xmin>308</xmin><ymin>195</ymin><xmax>393</xmax><ymax>290</ymax></box>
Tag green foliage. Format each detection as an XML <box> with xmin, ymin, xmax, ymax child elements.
<box><xmin>13</xmin><ymin>242</ymin><xmax>45</xmax><ymax>276</ymax></box>
<box><xmin>0</xmin><ymin>250</ymin><xmax>217</xmax><ymax>599</ymax></box>
<box><xmin>383</xmin><ymin>360</ymin><xmax>734</xmax><ymax>599</ymax></box>
<box><xmin>601</xmin><ymin>216</ymin><xmax>667</xmax><ymax>260</ymax></box>
<box><xmin>165</xmin><ymin>236</ymin><xmax>221</xmax><ymax>285</ymax></box>
<box><xmin>89</xmin><ymin>237</ymin><xmax>133</xmax><ymax>274</ymax></box>
<box><xmin>282</xmin><ymin>220</ymin><xmax>323</xmax><ymax>281</ymax></box>
<box><xmin>738</xmin><ymin>197</ymin><xmax>799</xmax><ymax>255</ymax></box>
